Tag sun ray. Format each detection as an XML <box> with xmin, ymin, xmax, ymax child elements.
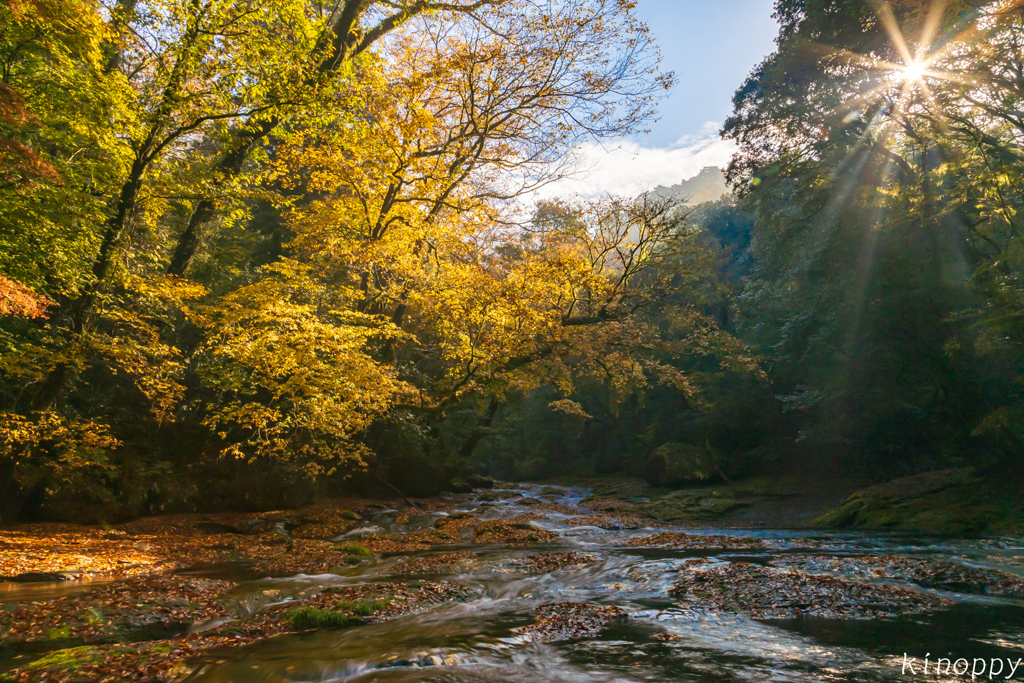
<box><xmin>875</xmin><ymin>2</ymin><xmax>916</xmax><ymax>67</ymax></box>
<box><xmin>801</xmin><ymin>39</ymin><xmax>903</xmax><ymax>73</ymax></box>
<box><xmin>916</xmin><ymin>0</ymin><xmax>948</xmax><ymax>61</ymax></box>
<box><xmin>913</xmin><ymin>78</ymin><xmax>954</xmax><ymax>136</ymax></box>
<box><xmin>917</xmin><ymin>21</ymin><xmax>984</xmax><ymax>69</ymax></box>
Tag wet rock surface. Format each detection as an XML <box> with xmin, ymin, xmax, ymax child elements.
<box><xmin>356</xmin><ymin>513</ymin><xmax>483</xmax><ymax>554</ymax></box>
<box><xmin>561</xmin><ymin>512</ymin><xmax>647</xmax><ymax>529</ymax></box>
<box><xmin>523</xmin><ymin>502</ymin><xmax>586</xmax><ymax>515</ymax></box>
<box><xmin>491</xmin><ymin>552</ymin><xmax>599</xmax><ymax>573</ymax></box>
<box><xmin>0</xmin><ymin>575</ymin><xmax>233</xmax><ymax>646</ymax></box>
<box><xmin>471</xmin><ymin>514</ymin><xmax>557</xmax><ymax>546</ymax></box>
<box><xmin>523</xmin><ymin>552</ymin><xmax>599</xmax><ymax>572</ymax></box>
<box><xmin>5</xmin><ymin>572</ymin><xmax>81</xmax><ymax>583</ymax></box>
<box><xmin>622</xmin><ymin>531</ymin><xmax>769</xmax><ymax>549</ymax></box>
<box><xmin>266</xmin><ymin>581</ymin><xmax>477</xmax><ymax>630</ymax></box>
<box><xmin>389</xmin><ymin>552</ymin><xmax>476</xmax><ymax>575</ymax></box>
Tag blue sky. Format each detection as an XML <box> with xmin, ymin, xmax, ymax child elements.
<box><xmin>636</xmin><ymin>0</ymin><xmax>780</xmax><ymax>147</ymax></box>
<box><xmin>540</xmin><ymin>0</ymin><xmax>779</xmax><ymax>198</ymax></box>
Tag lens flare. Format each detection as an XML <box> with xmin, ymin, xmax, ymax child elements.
<box><xmin>901</xmin><ymin>61</ymin><xmax>927</xmax><ymax>81</ymax></box>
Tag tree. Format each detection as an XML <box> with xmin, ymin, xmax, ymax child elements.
<box><xmin>163</xmin><ymin>0</ymin><xmax>511</xmax><ymax>277</ymax></box>
<box><xmin>721</xmin><ymin>0</ymin><xmax>1024</xmax><ymax>466</ymax></box>
<box><xmin>203</xmin><ymin>0</ymin><xmax>685</xmax><ymax>474</ymax></box>
<box><xmin>0</xmin><ymin>0</ymin><xmax>695</xmax><ymax>515</ymax></box>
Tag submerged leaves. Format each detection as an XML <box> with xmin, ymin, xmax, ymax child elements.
<box><xmin>671</xmin><ymin>562</ymin><xmax>952</xmax><ymax>619</ymax></box>
<box><xmin>515</xmin><ymin>602</ymin><xmax>627</xmax><ymax>642</ymax></box>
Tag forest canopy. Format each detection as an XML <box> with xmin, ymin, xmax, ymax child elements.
<box><xmin>1</xmin><ymin>0</ymin><xmax>1022</xmax><ymax>520</ymax></box>
<box><xmin>466</xmin><ymin>0</ymin><xmax>1024</xmax><ymax>490</ymax></box>
<box><xmin>0</xmin><ymin>0</ymin><xmax>740</xmax><ymax>517</ymax></box>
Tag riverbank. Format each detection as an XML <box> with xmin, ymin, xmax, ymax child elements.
<box><xmin>542</xmin><ymin>467</ymin><xmax>1024</xmax><ymax>535</ymax></box>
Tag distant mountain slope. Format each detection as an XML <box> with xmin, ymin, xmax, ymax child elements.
<box><xmin>650</xmin><ymin>166</ymin><xmax>728</xmax><ymax>205</ymax></box>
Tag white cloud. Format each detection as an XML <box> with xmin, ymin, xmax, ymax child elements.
<box><xmin>531</xmin><ymin>123</ymin><xmax>737</xmax><ymax>201</ymax></box>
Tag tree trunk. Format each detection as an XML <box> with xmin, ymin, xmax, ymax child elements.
<box><xmin>165</xmin><ymin>0</ymin><xmax>372</xmax><ymax>275</ymax></box>
<box><xmin>166</xmin><ymin>117</ymin><xmax>279</xmax><ymax>275</ymax></box>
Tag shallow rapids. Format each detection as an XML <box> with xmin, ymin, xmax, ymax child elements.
<box><xmin>179</xmin><ymin>483</ymin><xmax>1024</xmax><ymax>682</ymax></box>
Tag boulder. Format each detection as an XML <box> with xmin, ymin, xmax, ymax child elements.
<box><xmin>448</xmin><ymin>479</ymin><xmax>474</xmax><ymax>493</ymax></box>
<box><xmin>645</xmin><ymin>442</ymin><xmax>718</xmax><ymax>487</ymax></box>
<box><xmin>810</xmin><ymin>468</ymin><xmax>1008</xmax><ymax>534</ymax></box>
<box><xmin>466</xmin><ymin>474</ymin><xmax>495</xmax><ymax>490</ymax></box>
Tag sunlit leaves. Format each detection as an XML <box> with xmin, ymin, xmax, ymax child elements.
<box><xmin>0</xmin><ymin>0</ymin><xmax>686</xmax><ymax>486</ymax></box>
<box><xmin>0</xmin><ymin>274</ymin><xmax>52</xmax><ymax>319</ymax></box>
<box><xmin>196</xmin><ymin>260</ymin><xmax>411</xmax><ymax>474</ymax></box>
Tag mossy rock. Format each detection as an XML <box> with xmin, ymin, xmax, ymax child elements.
<box><xmin>696</xmin><ymin>497</ymin><xmax>746</xmax><ymax>515</ymax></box>
<box><xmin>639</xmin><ymin>492</ymin><xmax>746</xmax><ymax>521</ymax></box>
<box><xmin>645</xmin><ymin>443</ymin><xmax>718</xmax><ymax>487</ymax></box>
<box><xmin>287</xmin><ymin>607</ymin><xmax>359</xmax><ymax>629</ymax></box>
<box><xmin>810</xmin><ymin>468</ymin><xmax>1024</xmax><ymax>534</ymax></box>
<box><xmin>8</xmin><ymin>644</ymin><xmax>169</xmax><ymax>681</ymax></box>
<box><xmin>338</xmin><ymin>543</ymin><xmax>373</xmax><ymax>558</ymax></box>
<box><xmin>20</xmin><ymin>646</ymin><xmax>106</xmax><ymax>674</ymax></box>
<box><xmin>287</xmin><ymin>599</ymin><xmax>391</xmax><ymax>629</ymax></box>
<box><xmin>467</xmin><ymin>474</ymin><xmax>495</xmax><ymax>490</ymax></box>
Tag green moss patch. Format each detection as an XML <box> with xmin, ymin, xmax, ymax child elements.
<box><xmin>286</xmin><ymin>599</ymin><xmax>390</xmax><ymax>630</ymax></box>
<box><xmin>2</xmin><ymin>643</ymin><xmax>172</xmax><ymax>681</ymax></box>
<box><xmin>287</xmin><ymin>607</ymin><xmax>358</xmax><ymax>630</ymax></box>
<box><xmin>811</xmin><ymin>468</ymin><xmax>1024</xmax><ymax>535</ymax></box>
<box><xmin>338</xmin><ymin>543</ymin><xmax>373</xmax><ymax>558</ymax></box>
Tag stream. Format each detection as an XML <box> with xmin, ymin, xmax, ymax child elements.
<box><xmin>161</xmin><ymin>483</ymin><xmax>1024</xmax><ymax>682</ymax></box>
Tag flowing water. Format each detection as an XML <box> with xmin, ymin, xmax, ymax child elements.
<box><xmin>175</xmin><ymin>484</ymin><xmax>1024</xmax><ymax>683</ymax></box>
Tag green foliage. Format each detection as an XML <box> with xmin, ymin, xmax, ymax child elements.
<box><xmin>0</xmin><ymin>0</ymin><xmax>683</xmax><ymax>518</ymax></box>
<box><xmin>16</xmin><ymin>0</ymin><xmax>1018</xmax><ymax>520</ymax></box>
<box><xmin>479</xmin><ymin>0</ymin><xmax>1024</xmax><ymax>483</ymax></box>
<box><xmin>705</xmin><ymin>0</ymin><xmax>1024</xmax><ymax>473</ymax></box>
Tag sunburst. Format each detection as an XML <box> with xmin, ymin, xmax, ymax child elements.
<box><xmin>894</xmin><ymin>60</ymin><xmax>928</xmax><ymax>82</ymax></box>
<box><xmin>815</xmin><ymin>0</ymin><xmax>1004</xmax><ymax>137</ymax></box>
